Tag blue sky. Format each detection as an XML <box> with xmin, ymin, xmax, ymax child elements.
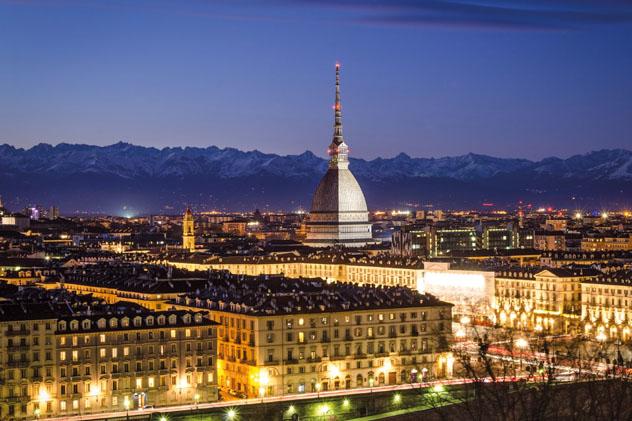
<box><xmin>1</xmin><ymin>0</ymin><xmax>631</xmax><ymax>159</ymax></box>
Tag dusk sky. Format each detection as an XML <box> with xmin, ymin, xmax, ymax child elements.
<box><xmin>1</xmin><ymin>0</ymin><xmax>631</xmax><ymax>160</ymax></box>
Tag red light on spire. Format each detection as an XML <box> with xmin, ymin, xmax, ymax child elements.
<box><xmin>335</xmin><ymin>62</ymin><xmax>340</xmax><ymax>69</ymax></box>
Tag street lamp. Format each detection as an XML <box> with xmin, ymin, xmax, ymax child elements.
<box><xmin>315</xmin><ymin>382</ymin><xmax>321</xmax><ymax>399</ymax></box>
<box><xmin>225</xmin><ymin>408</ymin><xmax>237</xmax><ymax>420</ymax></box>
<box><xmin>123</xmin><ymin>396</ymin><xmax>130</xmax><ymax>421</ymax></box>
<box><xmin>515</xmin><ymin>338</ymin><xmax>529</xmax><ymax>370</ymax></box>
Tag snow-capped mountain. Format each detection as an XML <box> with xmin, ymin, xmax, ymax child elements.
<box><xmin>0</xmin><ymin>142</ymin><xmax>630</xmax><ymax>213</ymax></box>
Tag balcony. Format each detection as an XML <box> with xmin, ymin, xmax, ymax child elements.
<box><xmin>307</xmin><ymin>357</ymin><xmax>322</xmax><ymax>363</ymax></box>
<box><xmin>5</xmin><ymin>329</ymin><xmax>30</xmax><ymax>336</ymax></box>
<box><xmin>344</xmin><ymin>334</ymin><xmax>353</xmax><ymax>341</ymax></box>
<box><xmin>7</xmin><ymin>360</ymin><xmax>29</xmax><ymax>368</ymax></box>
<box><xmin>7</xmin><ymin>344</ymin><xmax>30</xmax><ymax>351</ymax></box>
<box><xmin>283</xmin><ymin>359</ymin><xmax>299</xmax><ymax>365</ymax></box>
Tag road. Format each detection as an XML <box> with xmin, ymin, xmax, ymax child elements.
<box><xmin>40</xmin><ymin>378</ymin><xmax>476</xmax><ymax>421</ymax></box>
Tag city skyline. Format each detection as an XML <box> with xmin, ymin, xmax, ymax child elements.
<box><xmin>2</xmin><ymin>0</ymin><xmax>632</xmax><ymax>160</ymax></box>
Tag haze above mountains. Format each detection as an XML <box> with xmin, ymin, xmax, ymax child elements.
<box><xmin>1</xmin><ymin>142</ymin><xmax>631</xmax><ymax>214</ymax></box>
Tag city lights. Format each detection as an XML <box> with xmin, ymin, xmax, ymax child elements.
<box><xmin>515</xmin><ymin>338</ymin><xmax>529</xmax><ymax>349</ymax></box>
<box><xmin>3</xmin><ymin>2</ymin><xmax>631</xmax><ymax>420</ymax></box>
<box><xmin>225</xmin><ymin>408</ymin><xmax>238</xmax><ymax>420</ymax></box>
<box><xmin>38</xmin><ymin>387</ymin><xmax>50</xmax><ymax>402</ymax></box>
<box><xmin>328</xmin><ymin>364</ymin><xmax>341</xmax><ymax>378</ymax></box>
<box><xmin>432</xmin><ymin>385</ymin><xmax>446</xmax><ymax>393</ymax></box>
<box><xmin>319</xmin><ymin>404</ymin><xmax>330</xmax><ymax>415</ymax></box>
<box><xmin>393</xmin><ymin>393</ymin><xmax>402</xmax><ymax>404</ymax></box>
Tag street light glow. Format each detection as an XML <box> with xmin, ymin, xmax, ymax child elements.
<box><xmin>432</xmin><ymin>384</ymin><xmax>445</xmax><ymax>393</ymax></box>
<box><xmin>319</xmin><ymin>404</ymin><xmax>330</xmax><ymax>415</ymax></box>
<box><xmin>226</xmin><ymin>408</ymin><xmax>237</xmax><ymax>420</ymax></box>
<box><xmin>38</xmin><ymin>387</ymin><xmax>51</xmax><ymax>402</ymax></box>
<box><xmin>328</xmin><ymin>364</ymin><xmax>341</xmax><ymax>377</ymax></box>
<box><xmin>515</xmin><ymin>338</ymin><xmax>529</xmax><ymax>349</ymax></box>
<box><xmin>393</xmin><ymin>393</ymin><xmax>402</xmax><ymax>404</ymax></box>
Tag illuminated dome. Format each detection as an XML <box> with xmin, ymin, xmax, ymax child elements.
<box><xmin>305</xmin><ymin>64</ymin><xmax>372</xmax><ymax>247</ymax></box>
<box><xmin>311</xmin><ymin>166</ymin><xmax>368</xmax><ymax>214</ymax></box>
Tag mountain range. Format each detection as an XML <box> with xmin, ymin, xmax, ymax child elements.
<box><xmin>1</xmin><ymin>142</ymin><xmax>631</xmax><ymax>214</ymax></box>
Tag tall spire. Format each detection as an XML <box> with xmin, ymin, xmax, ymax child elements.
<box><xmin>328</xmin><ymin>63</ymin><xmax>349</xmax><ymax>169</ymax></box>
<box><xmin>332</xmin><ymin>62</ymin><xmax>344</xmax><ymax>146</ymax></box>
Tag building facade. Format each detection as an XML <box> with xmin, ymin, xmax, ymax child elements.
<box><xmin>581</xmin><ymin>271</ymin><xmax>632</xmax><ymax>341</ymax></box>
<box><xmin>172</xmin><ymin>277</ymin><xmax>454</xmax><ymax>398</ymax></box>
<box><xmin>493</xmin><ymin>268</ymin><xmax>600</xmax><ymax>334</ymax></box>
<box><xmin>167</xmin><ymin>253</ymin><xmax>424</xmax><ymax>290</ymax></box>
<box><xmin>0</xmin><ymin>303</ymin><xmax>218</xmax><ymax>420</ymax></box>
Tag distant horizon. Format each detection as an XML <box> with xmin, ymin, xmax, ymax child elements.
<box><xmin>1</xmin><ymin>140</ymin><xmax>629</xmax><ymax>162</ymax></box>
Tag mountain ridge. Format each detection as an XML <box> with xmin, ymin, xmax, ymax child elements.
<box><xmin>0</xmin><ymin>142</ymin><xmax>631</xmax><ymax>213</ymax></box>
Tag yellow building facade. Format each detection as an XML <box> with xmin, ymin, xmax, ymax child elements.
<box><xmin>0</xmin><ymin>306</ymin><xmax>218</xmax><ymax>420</ymax></box>
<box><xmin>167</xmin><ymin>254</ymin><xmax>423</xmax><ymax>290</ymax></box>
<box><xmin>493</xmin><ymin>268</ymin><xmax>599</xmax><ymax>334</ymax></box>
<box><xmin>172</xmin><ymin>297</ymin><xmax>454</xmax><ymax>398</ymax></box>
<box><xmin>582</xmin><ymin>273</ymin><xmax>632</xmax><ymax>341</ymax></box>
